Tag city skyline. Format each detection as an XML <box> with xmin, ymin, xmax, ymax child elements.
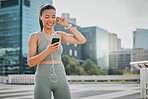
<box><xmin>53</xmin><ymin>0</ymin><xmax>148</xmax><ymax>49</ymax></box>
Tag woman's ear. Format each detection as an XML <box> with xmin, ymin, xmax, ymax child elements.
<box><xmin>39</xmin><ymin>15</ymin><xmax>42</xmax><ymax>21</ymax></box>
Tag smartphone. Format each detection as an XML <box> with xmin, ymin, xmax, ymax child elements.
<box><xmin>51</xmin><ymin>38</ymin><xmax>60</xmax><ymax>44</ymax></box>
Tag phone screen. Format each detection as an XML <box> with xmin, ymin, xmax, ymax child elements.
<box><xmin>51</xmin><ymin>38</ymin><xmax>60</xmax><ymax>44</ymax></box>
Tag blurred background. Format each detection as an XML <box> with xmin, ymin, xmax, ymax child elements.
<box><xmin>0</xmin><ymin>0</ymin><xmax>148</xmax><ymax>76</ymax></box>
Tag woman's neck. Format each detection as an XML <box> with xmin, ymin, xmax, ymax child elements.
<box><xmin>43</xmin><ymin>28</ymin><xmax>53</xmax><ymax>34</ymax></box>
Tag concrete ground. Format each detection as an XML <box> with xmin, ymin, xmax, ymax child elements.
<box><xmin>0</xmin><ymin>83</ymin><xmax>141</xmax><ymax>99</ymax></box>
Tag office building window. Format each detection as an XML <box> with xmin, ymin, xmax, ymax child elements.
<box><xmin>24</xmin><ymin>0</ymin><xmax>30</xmax><ymax>7</ymax></box>
<box><xmin>74</xmin><ymin>50</ymin><xmax>77</xmax><ymax>57</ymax></box>
<box><xmin>1</xmin><ymin>0</ymin><xmax>19</xmax><ymax>8</ymax></box>
<box><xmin>69</xmin><ymin>49</ymin><xmax>72</xmax><ymax>56</ymax></box>
<box><xmin>74</xmin><ymin>44</ymin><xmax>77</xmax><ymax>47</ymax></box>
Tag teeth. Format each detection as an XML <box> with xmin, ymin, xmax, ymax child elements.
<box><xmin>48</xmin><ymin>23</ymin><xmax>53</xmax><ymax>25</ymax></box>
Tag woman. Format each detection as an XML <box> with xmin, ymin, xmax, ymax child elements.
<box><xmin>27</xmin><ymin>4</ymin><xmax>86</xmax><ymax>99</ymax></box>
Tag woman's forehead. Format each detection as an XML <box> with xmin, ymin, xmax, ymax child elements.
<box><xmin>42</xmin><ymin>9</ymin><xmax>56</xmax><ymax>15</ymax></box>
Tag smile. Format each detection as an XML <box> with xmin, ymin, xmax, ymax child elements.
<box><xmin>47</xmin><ymin>23</ymin><xmax>54</xmax><ymax>26</ymax></box>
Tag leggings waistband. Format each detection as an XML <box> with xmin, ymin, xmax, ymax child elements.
<box><xmin>40</xmin><ymin>60</ymin><xmax>62</xmax><ymax>64</ymax></box>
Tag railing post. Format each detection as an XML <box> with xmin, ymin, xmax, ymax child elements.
<box><xmin>137</xmin><ymin>79</ymin><xmax>140</xmax><ymax>83</ymax></box>
<box><xmin>130</xmin><ymin>61</ymin><xmax>148</xmax><ymax>99</ymax></box>
<box><xmin>108</xmin><ymin>80</ymin><xmax>110</xmax><ymax>84</ymax></box>
<box><xmin>82</xmin><ymin>80</ymin><xmax>84</xmax><ymax>84</ymax></box>
<box><xmin>140</xmin><ymin>69</ymin><xmax>147</xmax><ymax>98</ymax></box>
<box><xmin>122</xmin><ymin>80</ymin><xmax>125</xmax><ymax>84</ymax></box>
<box><xmin>8</xmin><ymin>75</ymin><xmax>11</xmax><ymax>83</ymax></box>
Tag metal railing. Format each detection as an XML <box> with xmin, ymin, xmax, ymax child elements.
<box><xmin>0</xmin><ymin>76</ymin><xmax>8</xmax><ymax>83</ymax></box>
<box><xmin>0</xmin><ymin>75</ymin><xmax>140</xmax><ymax>84</ymax></box>
<box><xmin>67</xmin><ymin>75</ymin><xmax>140</xmax><ymax>83</ymax></box>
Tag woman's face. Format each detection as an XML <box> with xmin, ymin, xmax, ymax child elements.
<box><xmin>40</xmin><ymin>9</ymin><xmax>56</xmax><ymax>29</ymax></box>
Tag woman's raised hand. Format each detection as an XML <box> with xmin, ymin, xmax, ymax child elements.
<box><xmin>56</xmin><ymin>17</ymin><xmax>69</xmax><ymax>27</ymax></box>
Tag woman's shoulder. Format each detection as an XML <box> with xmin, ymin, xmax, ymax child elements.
<box><xmin>55</xmin><ymin>31</ymin><xmax>63</xmax><ymax>34</ymax></box>
<box><xmin>29</xmin><ymin>31</ymin><xmax>40</xmax><ymax>40</ymax></box>
<box><xmin>55</xmin><ymin>31</ymin><xmax>67</xmax><ymax>36</ymax></box>
<box><xmin>30</xmin><ymin>31</ymin><xmax>40</xmax><ymax>36</ymax></box>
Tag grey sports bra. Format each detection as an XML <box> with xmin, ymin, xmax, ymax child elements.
<box><xmin>37</xmin><ymin>31</ymin><xmax>63</xmax><ymax>62</ymax></box>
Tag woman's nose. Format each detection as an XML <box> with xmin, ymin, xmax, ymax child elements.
<box><xmin>48</xmin><ymin>17</ymin><xmax>53</xmax><ymax>21</ymax></box>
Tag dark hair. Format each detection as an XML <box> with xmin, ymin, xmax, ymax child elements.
<box><xmin>39</xmin><ymin>4</ymin><xmax>56</xmax><ymax>31</ymax></box>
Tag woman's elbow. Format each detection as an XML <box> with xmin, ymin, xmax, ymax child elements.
<box><xmin>27</xmin><ymin>60</ymin><xmax>35</xmax><ymax>68</ymax></box>
<box><xmin>80</xmin><ymin>38</ymin><xmax>87</xmax><ymax>44</ymax></box>
<box><xmin>27</xmin><ymin>62</ymin><xmax>33</xmax><ymax>68</ymax></box>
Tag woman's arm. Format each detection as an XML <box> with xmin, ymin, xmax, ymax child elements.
<box><xmin>27</xmin><ymin>33</ymin><xmax>59</xmax><ymax>68</ymax></box>
<box><xmin>56</xmin><ymin>17</ymin><xmax>87</xmax><ymax>44</ymax></box>
<box><xmin>27</xmin><ymin>33</ymin><xmax>48</xmax><ymax>68</ymax></box>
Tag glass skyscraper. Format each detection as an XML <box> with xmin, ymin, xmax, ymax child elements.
<box><xmin>81</xmin><ymin>26</ymin><xmax>109</xmax><ymax>71</ymax></box>
<box><xmin>133</xmin><ymin>28</ymin><xmax>148</xmax><ymax>49</ymax></box>
<box><xmin>0</xmin><ymin>0</ymin><xmax>52</xmax><ymax>75</ymax></box>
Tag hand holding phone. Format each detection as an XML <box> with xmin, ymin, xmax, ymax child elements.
<box><xmin>45</xmin><ymin>38</ymin><xmax>60</xmax><ymax>55</ymax></box>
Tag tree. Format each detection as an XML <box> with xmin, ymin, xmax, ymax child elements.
<box><xmin>81</xmin><ymin>59</ymin><xmax>105</xmax><ymax>75</ymax></box>
<box><xmin>62</xmin><ymin>55</ymin><xmax>85</xmax><ymax>75</ymax></box>
<box><xmin>62</xmin><ymin>55</ymin><xmax>105</xmax><ymax>75</ymax></box>
<box><xmin>108</xmin><ymin>68</ymin><xmax>123</xmax><ymax>75</ymax></box>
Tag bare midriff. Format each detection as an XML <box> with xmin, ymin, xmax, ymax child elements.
<box><xmin>40</xmin><ymin>60</ymin><xmax>62</xmax><ymax>64</ymax></box>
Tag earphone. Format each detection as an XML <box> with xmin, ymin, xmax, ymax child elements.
<box><xmin>48</xmin><ymin>54</ymin><xmax>58</xmax><ymax>82</ymax></box>
<box><xmin>48</xmin><ymin>31</ymin><xmax>59</xmax><ymax>82</ymax></box>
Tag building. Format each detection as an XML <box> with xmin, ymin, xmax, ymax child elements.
<box><xmin>133</xmin><ymin>28</ymin><xmax>148</xmax><ymax>49</ymax></box>
<box><xmin>109</xmin><ymin>33</ymin><xmax>121</xmax><ymax>51</ymax></box>
<box><xmin>81</xmin><ymin>26</ymin><xmax>109</xmax><ymax>71</ymax></box>
<box><xmin>132</xmin><ymin>28</ymin><xmax>148</xmax><ymax>71</ymax></box>
<box><xmin>131</xmin><ymin>48</ymin><xmax>148</xmax><ymax>62</ymax></box>
<box><xmin>131</xmin><ymin>48</ymin><xmax>148</xmax><ymax>71</ymax></box>
<box><xmin>0</xmin><ymin>0</ymin><xmax>52</xmax><ymax>75</ymax></box>
<box><xmin>109</xmin><ymin>49</ymin><xmax>131</xmax><ymax>70</ymax></box>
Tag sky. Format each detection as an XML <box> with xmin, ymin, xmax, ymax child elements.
<box><xmin>53</xmin><ymin>0</ymin><xmax>148</xmax><ymax>48</ymax></box>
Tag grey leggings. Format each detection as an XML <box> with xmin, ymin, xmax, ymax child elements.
<box><xmin>34</xmin><ymin>63</ymin><xmax>71</xmax><ymax>99</ymax></box>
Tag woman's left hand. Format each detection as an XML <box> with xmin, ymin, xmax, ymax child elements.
<box><xmin>56</xmin><ymin>17</ymin><xmax>69</xmax><ymax>28</ymax></box>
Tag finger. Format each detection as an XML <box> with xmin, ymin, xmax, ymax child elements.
<box><xmin>53</xmin><ymin>42</ymin><xmax>59</xmax><ymax>46</ymax></box>
<box><xmin>56</xmin><ymin>17</ymin><xmax>59</xmax><ymax>23</ymax></box>
<box><xmin>59</xmin><ymin>17</ymin><xmax>62</xmax><ymax>21</ymax></box>
<box><xmin>50</xmin><ymin>42</ymin><xmax>57</xmax><ymax>46</ymax></box>
<box><xmin>54</xmin><ymin>45</ymin><xmax>58</xmax><ymax>49</ymax></box>
<box><xmin>62</xmin><ymin>18</ymin><xmax>65</xmax><ymax>20</ymax></box>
